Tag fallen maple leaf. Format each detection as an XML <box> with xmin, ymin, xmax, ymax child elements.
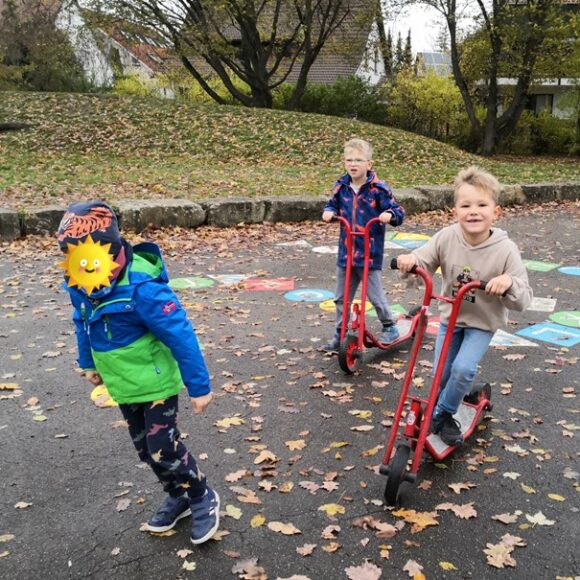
<box><xmin>402</xmin><ymin>559</ymin><xmax>424</xmax><ymax>578</ymax></box>
<box><xmin>345</xmin><ymin>560</ymin><xmax>382</xmax><ymax>580</ymax></box>
<box><xmin>439</xmin><ymin>561</ymin><xmax>457</xmax><ymax>571</ymax></box>
<box><xmin>14</xmin><ymin>502</ymin><xmax>32</xmax><ymax>509</ymax></box>
<box><xmin>393</xmin><ymin>509</ymin><xmax>439</xmax><ymax>532</ymax></box>
<box><xmin>321</xmin><ymin>525</ymin><xmax>341</xmax><ymax>539</ymax></box>
<box><xmin>435</xmin><ymin>502</ymin><xmax>477</xmax><ymax>519</ymax></box>
<box><xmin>225</xmin><ymin>469</ymin><xmax>248</xmax><ymax>482</ymax></box>
<box><xmin>285</xmin><ymin>439</ymin><xmax>307</xmax><ymax>450</ymax></box>
<box><xmin>267</xmin><ymin>521</ymin><xmax>302</xmax><ymax>535</ymax></box>
<box><xmin>254</xmin><ymin>450</ymin><xmax>279</xmax><ymax>464</ymax></box>
<box><xmin>492</xmin><ymin>513</ymin><xmax>519</xmax><ymax>524</ymax></box>
<box><xmin>296</xmin><ymin>543</ymin><xmax>316</xmax><ymax>556</ymax></box>
<box><xmin>318</xmin><ymin>503</ymin><xmax>346</xmax><ymax>517</ymax></box>
<box><xmin>484</xmin><ymin>542</ymin><xmax>516</xmax><ymax>568</ymax></box>
<box><xmin>525</xmin><ymin>511</ymin><xmax>555</xmax><ymax>526</ymax></box>
<box><xmin>250</xmin><ymin>514</ymin><xmax>265</xmax><ymax>528</ymax></box>
<box><xmin>225</xmin><ymin>504</ymin><xmax>243</xmax><ymax>520</ymax></box>
<box><xmin>448</xmin><ymin>481</ymin><xmax>477</xmax><ymax>494</ymax></box>
<box><xmin>215</xmin><ymin>415</ymin><xmax>245</xmax><ymax>429</ymax></box>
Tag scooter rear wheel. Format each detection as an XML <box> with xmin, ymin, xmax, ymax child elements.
<box><xmin>384</xmin><ymin>444</ymin><xmax>411</xmax><ymax>506</ymax></box>
<box><xmin>338</xmin><ymin>334</ymin><xmax>361</xmax><ymax>374</ymax></box>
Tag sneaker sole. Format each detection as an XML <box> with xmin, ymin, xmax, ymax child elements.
<box><xmin>144</xmin><ymin>508</ymin><xmax>192</xmax><ymax>533</ymax></box>
<box><xmin>190</xmin><ymin>491</ymin><xmax>221</xmax><ymax>545</ymax></box>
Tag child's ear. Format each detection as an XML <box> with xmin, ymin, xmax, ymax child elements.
<box><xmin>452</xmin><ymin>207</ymin><xmax>457</xmax><ymax>220</ymax></box>
<box><xmin>494</xmin><ymin>205</ymin><xmax>501</xmax><ymax>220</ymax></box>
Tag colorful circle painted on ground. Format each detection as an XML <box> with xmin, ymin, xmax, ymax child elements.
<box><xmin>319</xmin><ymin>298</ymin><xmax>373</xmax><ymax>313</ymax></box>
<box><xmin>169</xmin><ymin>277</ymin><xmax>215</xmax><ymax>290</ymax></box>
<box><xmin>242</xmin><ymin>278</ymin><xmax>295</xmax><ymax>291</ymax></box>
<box><xmin>284</xmin><ymin>289</ymin><xmax>335</xmax><ymax>302</ymax></box>
<box><xmin>558</xmin><ymin>266</ymin><xmax>580</xmax><ymax>276</ymax></box>
<box><xmin>523</xmin><ymin>260</ymin><xmax>561</xmax><ymax>272</ymax></box>
<box><xmin>549</xmin><ymin>311</ymin><xmax>580</xmax><ymax>328</ymax></box>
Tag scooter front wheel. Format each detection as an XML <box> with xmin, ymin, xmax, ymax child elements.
<box><xmin>338</xmin><ymin>334</ymin><xmax>361</xmax><ymax>374</ymax></box>
<box><xmin>384</xmin><ymin>444</ymin><xmax>411</xmax><ymax>506</ymax></box>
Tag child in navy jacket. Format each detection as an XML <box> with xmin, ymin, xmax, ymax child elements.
<box><xmin>322</xmin><ymin>139</ymin><xmax>405</xmax><ymax>351</ymax></box>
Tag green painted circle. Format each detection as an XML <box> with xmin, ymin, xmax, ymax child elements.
<box><xmin>169</xmin><ymin>277</ymin><xmax>215</xmax><ymax>290</ymax></box>
<box><xmin>549</xmin><ymin>311</ymin><xmax>580</xmax><ymax>328</ymax></box>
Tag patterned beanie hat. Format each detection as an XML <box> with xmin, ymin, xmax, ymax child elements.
<box><xmin>57</xmin><ymin>201</ymin><xmax>122</xmax><ymax>256</ymax></box>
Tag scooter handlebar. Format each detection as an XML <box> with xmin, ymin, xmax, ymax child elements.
<box><xmin>390</xmin><ymin>257</ymin><xmax>417</xmax><ymax>274</ymax></box>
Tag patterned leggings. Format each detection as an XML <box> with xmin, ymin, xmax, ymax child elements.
<box><xmin>119</xmin><ymin>395</ymin><xmax>206</xmax><ymax>500</ymax></box>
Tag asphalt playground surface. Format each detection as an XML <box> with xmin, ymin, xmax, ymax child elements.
<box><xmin>1</xmin><ymin>202</ymin><xmax>579</xmax><ymax>580</ymax></box>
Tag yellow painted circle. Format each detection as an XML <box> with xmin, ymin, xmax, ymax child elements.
<box><xmin>319</xmin><ymin>298</ymin><xmax>374</xmax><ymax>313</ymax></box>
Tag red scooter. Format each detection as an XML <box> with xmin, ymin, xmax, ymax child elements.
<box><xmin>379</xmin><ymin>260</ymin><xmax>493</xmax><ymax>506</ymax></box>
<box><xmin>332</xmin><ymin>216</ymin><xmax>421</xmax><ymax>374</ymax></box>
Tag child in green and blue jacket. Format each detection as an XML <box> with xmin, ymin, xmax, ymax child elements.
<box><xmin>58</xmin><ymin>201</ymin><xmax>219</xmax><ymax>545</ymax></box>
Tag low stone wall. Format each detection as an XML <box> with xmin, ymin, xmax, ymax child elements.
<box><xmin>0</xmin><ymin>182</ymin><xmax>578</xmax><ymax>242</ymax></box>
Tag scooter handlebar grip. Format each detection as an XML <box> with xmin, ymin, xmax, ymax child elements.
<box><xmin>479</xmin><ymin>280</ymin><xmax>508</xmax><ymax>297</ymax></box>
<box><xmin>390</xmin><ymin>258</ymin><xmax>417</xmax><ymax>274</ymax></box>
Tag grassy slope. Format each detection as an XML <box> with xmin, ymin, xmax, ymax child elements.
<box><xmin>1</xmin><ymin>91</ymin><xmax>578</xmax><ymax>210</ymax></box>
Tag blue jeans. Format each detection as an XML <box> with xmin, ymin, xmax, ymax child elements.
<box><xmin>433</xmin><ymin>324</ymin><xmax>493</xmax><ymax>415</ymax></box>
<box><xmin>333</xmin><ymin>266</ymin><xmax>395</xmax><ymax>333</ymax></box>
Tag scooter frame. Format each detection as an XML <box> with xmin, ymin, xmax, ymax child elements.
<box><xmin>332</xmin><ymin>216</ymin><xmax>422</xmax><ymax>374</ymax></box>
<box><xmin>379</xmin><ymin>261</ymin><xmax>493</xmax><ymax>506</ymax></box>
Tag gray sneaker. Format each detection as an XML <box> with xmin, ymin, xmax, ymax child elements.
<box><xmin>322</xmin><ymin>334</ymin><xmax>340</xmax><ymax>352</ymax></box>
<box><xmin>378</xmin><ymin>324</ymin><xmax>399</xmax><ymax>344</ymax></box>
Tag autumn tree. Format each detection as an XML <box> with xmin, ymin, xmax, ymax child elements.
<box><xmin>403</xmin><ymin>29</ymin><xmax>413</xmax><ymax>68</ymax></box>
<box><xmin>386</xmin><ymin>0</ymin><xmax>573</xmax><ymax>155</ymax></box>
<box><xmin>90</xmin><ymin>0</ymin><xmax>373</xmax><ymax>109</ymax></box>
<box><xmin>0</xmin><ymin>0</ymin><xmax>90</xmax><ymax>93</ymax></box>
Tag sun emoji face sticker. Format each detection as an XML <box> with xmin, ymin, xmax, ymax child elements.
<box><xmin>60</xmin><ymin>234</ymin><xmax>120</xmax><ymax>295</ymax></box>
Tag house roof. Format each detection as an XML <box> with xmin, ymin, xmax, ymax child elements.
<box><xmin>92</xmin><ymin>1</ymin><xmax>376</xmax><ymax>85</ymax></box>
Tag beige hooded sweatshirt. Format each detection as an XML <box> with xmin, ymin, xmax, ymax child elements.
<box><xmin>410</xmin><ymin>224</ymin><xmax>533</xmax><ymax>332</ymax></box>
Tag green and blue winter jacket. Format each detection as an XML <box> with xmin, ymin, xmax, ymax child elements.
<box><xmin>66</xmin><ymin>242</ymin><xmax>210</xmax><ymax>404</ymax></box>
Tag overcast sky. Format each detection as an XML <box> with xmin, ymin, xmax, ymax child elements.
<box><xmin>385</xmin><ymin>3</ymin><xmax>446</xmax><ymax>53</ymax></box>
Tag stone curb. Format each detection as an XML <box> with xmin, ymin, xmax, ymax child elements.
<box><xmin>0</xmin><ymin>182</ymin><xmax>578</xmax><ymax>242</ymax></box>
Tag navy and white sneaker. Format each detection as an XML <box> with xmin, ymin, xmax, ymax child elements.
<box><xmin>145</xmin><ymin>494</ymin><xmax>191</xmax><ymax>532</ymax></box>
<box><xmin>190</xmin><ymin>487</ymin><xmax>220</xmax><ymax>545</ymax></box>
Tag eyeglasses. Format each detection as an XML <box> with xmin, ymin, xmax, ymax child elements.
<box><xmin>344</xmin><ymin>158</ymin><xmax>369</xmax><ymax>164</ymax></box>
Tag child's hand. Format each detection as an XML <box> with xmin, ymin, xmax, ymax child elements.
<box><xmin>485</xmin><ymin>274</ymin><xmax>512</xmax><ymax>296</ymax></box>
<box><xmin>379</xmin><ymin>211</ymin><xmax>392</xmax><ymax>224</ymax></box>
<box><xmin>322</xmin><ymin>211</ymin><xmax>336</xmax><ymax>222</ymax></box>
<box><xmin>191</xmin><ymin>393</ymin><xmax>213</xmax><ymax>414</ymax></box>
<box><xmin>84</xmin><ymin>370</ymin><xmax>102</xmax><ymax>385</ymax></box>
<box><xmin>397</xmin><ymin>254</ymin><xmax>418</xmax><ymax>273</ymax></box>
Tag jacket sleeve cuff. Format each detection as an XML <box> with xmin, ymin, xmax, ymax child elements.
<box><xmin>185</xmin><ymin>383</ymin><xmax>212</xmax><ymax>398</ymax></box>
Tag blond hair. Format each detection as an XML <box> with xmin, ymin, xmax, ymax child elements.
<box><xmin>344</xmin><ymin>138</ymin><xmax>373</xmax><ymax>160</ymax></box>
<box><xmin>454</xmin><ymin>166</ymin><xmax>500</xmax><ymax>203</ymax></box>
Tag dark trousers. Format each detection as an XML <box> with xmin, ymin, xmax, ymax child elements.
<box><xmin>119</xmin><ymin>394</ymin><xmax>206</xmax><ymax>500</ymax></box>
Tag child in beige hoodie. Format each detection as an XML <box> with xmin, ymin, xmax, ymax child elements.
<box><xmin>397</xmin><ymin>166</ymin><xmax>532</xmax><ymax>445</ymax></box>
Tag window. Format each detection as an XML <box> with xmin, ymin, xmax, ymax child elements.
<box><xmin>527</xmin><ymin>94</ymin><xmax>554</xmax><ymax>115</ymax></box>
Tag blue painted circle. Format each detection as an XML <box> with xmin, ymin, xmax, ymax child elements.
<box><xmin>558</xmin><ymin>266</ymin><xmax>580</xmax><ymax>276</ymax></box>
<box><xmin>284</xmin><ymin>289</ymin><xmax>334</xmax><ymax>302</ymax></box>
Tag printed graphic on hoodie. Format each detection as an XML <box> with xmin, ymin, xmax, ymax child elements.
<box><xmin>451</xmin><ymin>264</ymin><xmax>479</xmax><ymax>303</ymax></box>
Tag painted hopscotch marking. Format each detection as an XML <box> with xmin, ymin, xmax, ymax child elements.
<box><xmin>516</xmin><ymin>322</ymin><xmax>580</xmax><ymax>347</ymax></box>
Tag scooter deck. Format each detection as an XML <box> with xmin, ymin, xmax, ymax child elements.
<box><xmin>425</xmin><ymin>403</ymin><xmax>480</xmax><ymax>460</ymax></box>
